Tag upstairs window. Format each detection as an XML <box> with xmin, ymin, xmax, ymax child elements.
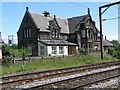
<box><xmin>24</xmin><ymin>29</ymin><xmax>27</xmax><ymax>38</ymax></box>
<box><xmin>29</xmin><ymin>29</ymin><xmax>32</xmax><ymax>38</ymax></box>
<box><xmin>52</xmin><ymin>29</ymin><xmax>59</xmax><ymax>38</ymax></box>
<box><xmin>81</xmin><ymin>30</ymin><xmax>86</xmax><ymax>38</ymax></box>
<box><xmin>52</xmin><ymin>30</ymin><xmax>55</xmax><ymax>38</ymax></box>
<box><xmin>56</xmin><ymin>31</ymin><xmax>60</xmax><ymax>38</ymax></box>
<box><xmin>88</xmin><ymin>31</ymin><xmax>92</xmax><ymax>38</ymax></box>
<box><xmin>24</xmin><ymin>29</ymin><xmax>32</xmax><ymax>39</ymax></box>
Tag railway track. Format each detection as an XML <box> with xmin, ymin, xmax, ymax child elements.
<box><xmin>1</xmin><ymin>60</ymin><xmax>120</xmax><ymax>89</ymax></box>
<box><xmin>25</xmin><ymin>67</ymin><xmax>120</xmax><ymax>89</ymax></box>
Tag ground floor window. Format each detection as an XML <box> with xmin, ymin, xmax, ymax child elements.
<box><xmin>52</xmin><ymin>46</ymin><xmax>57</xmax><ymax>54</ymax></box>
<box><xmin>40</xmin><ymin>46</ymin><xmax>45</xmax><ymax>55</ymax></box>
<box><xmin>28</xmin><ymin>45</ymin><xmax>32</xmax><ymax>56</ymax></box>
<box><xmin>59</xmin><ymin>46</ymin><xmax>64</xmax><ymax>54</ymax></box>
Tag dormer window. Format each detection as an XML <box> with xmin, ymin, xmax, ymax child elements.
<box><xmin>52</xmin><ymin>29</ymin><xmax>59</xmax><ymax>38</ymax></box>
<box><xmin>52</xmin><ymin>30</ymin><xmax>55</xmax><ymax>38</ymax></box>
<box><xmin>49</xmin><ymin>16</ymin><xmax>61</xmax><ymax>39</ymax></box>
<box><xmin>56</xmin><ymin>31</ymin><xmax>60</xmax><ymax>38</ymax></box>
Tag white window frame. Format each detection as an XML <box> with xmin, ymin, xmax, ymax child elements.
<box><xmin>40</xmin><ymin>46</ymin><xmax>45</xmax><ymax>56</ymax></box>
<box><xmin>59</xmin><ymin>46</ymin><xmax>64</xmax><ymax>54</ymax></box>
<box><xmin>52</xmin><ymin>46</ymin><xmax>57</xmax><ymax>55</ymax></box>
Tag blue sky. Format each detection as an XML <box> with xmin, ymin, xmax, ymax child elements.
<box><xmin>1</xmin><ymin>2</ymin><xmax>119</xmax><ymax>44</ymax></box>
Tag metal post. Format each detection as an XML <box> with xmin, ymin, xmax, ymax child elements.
<box><xmin>99</xmin><ymin>1</ymin><xmax>120</xmax><ymax>60</ymax></box>
<box><xmin>99</xmin><ymin>7</ymin><xmax>103</xmax><ymax>60</ymax></box>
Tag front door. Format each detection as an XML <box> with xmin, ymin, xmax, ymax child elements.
<box><xmin>68</xmin><ymin>46</ymin><xmax>76</xmax><ymax>55</ymax></box>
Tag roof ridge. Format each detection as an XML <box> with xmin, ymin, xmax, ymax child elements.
<box><xmin>67</xmin><ymin>14</ymin><xmax>88</xmax><ymax>19</ymax></box>
<box><xmin>30</xmin><ymin>12</ymin><xmax>66</xmax><ymax>20</ymax></box>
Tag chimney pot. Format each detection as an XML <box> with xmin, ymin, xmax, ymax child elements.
<box><xmin>43</xmin><ymin>10</ymin><xmax>50</xmax><ymax>17</ymax></box>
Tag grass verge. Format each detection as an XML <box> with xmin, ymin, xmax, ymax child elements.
<box><xmin>0</xmin><ymin>54</ymin><xmax>118</xmax><ymax>76</ymax></box>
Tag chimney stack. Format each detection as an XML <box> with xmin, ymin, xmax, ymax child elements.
<box><xmin>43</xmin><ymin>10</ymin><xmax>50</xmax><ymax>17</ymax></box>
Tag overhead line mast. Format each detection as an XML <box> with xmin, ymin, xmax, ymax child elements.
<box><xmin>99</xmin><ymin>1</ymin><xmax>120</xmax><ymax>60</ymax></box>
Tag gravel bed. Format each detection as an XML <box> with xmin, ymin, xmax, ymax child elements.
<box><xmin>84</xmin><ymin>77</ymin><xmax>120</xmax><ymax>89</ymax></box>
<box><xmin>13</xmin><ymin>65</ymin><xmax>120</xmax><ymax>89</ymax></box>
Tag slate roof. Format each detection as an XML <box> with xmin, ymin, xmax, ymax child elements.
<box><xmin>38</xmin><ymin>39</ymin><xmax>77</xmax><ymax>46</ymax></box>
<box><xmin>103</xmin><ymin>39</ymin><xmax>113</xmax><ymax>47</ymax></box>
<box><xmin>30</xmin><ymin>13</ymin><xmax>50</xmax><ymax>30</ymax></box>
<box><xmin>29</xmin><ymin>11</ymin><xmax>98</xmax><ymax>34</ymax></box>
<box><xmin>67</xmin><ymin>15</ymin><xmax>88</xmax><ymax>33</ymax></box>
<box><xmin>30</xmin><ymin>12</ymin><xmax>69</xmax><ymax>34</ymax></box>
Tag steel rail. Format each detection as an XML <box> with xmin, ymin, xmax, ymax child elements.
<box><xmin>1</xmin><ymin>61</ymin><xmax>120</xmax><ymax>88</ymax></box>
<box><xmin>68</xmin><ymin>74</ymin><xmax>120</xmax><ymax>90</ymax></box>
<box><xmin>25</xmin><ymin>67</ymin><xmax>120</xmax><ymax>89</ymax></box>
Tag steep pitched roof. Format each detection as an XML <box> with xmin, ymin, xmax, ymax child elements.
<box><xmin>67</xmin><ymin>15</ymin><xmax>88</xmax><ymax>33</ymax></box>
<box><xmin>28</xmin><ymin>11</ymin><xmax>98</xmax><ymax>34</ymax></box>
<box><xmin>30</xmin><ymin>12</ymin><xmax>69</xmax><ymax>34</ymax></box>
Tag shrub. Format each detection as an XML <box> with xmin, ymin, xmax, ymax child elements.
<box><xmin>108</xmin><ymin>40</ymin><xmax>120</xmax><ymax>59</ymax></box>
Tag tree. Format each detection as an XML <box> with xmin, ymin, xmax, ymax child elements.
<box><xmin>108</xmin><ymin>40</ymin><xmax>120</xmax><ymax>59</ymax></box>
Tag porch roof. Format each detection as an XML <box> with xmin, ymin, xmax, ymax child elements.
<box><xmin>38</xmin><ymin>39</ymin><xmax>77</xmax><ymax>46</ymax></box>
